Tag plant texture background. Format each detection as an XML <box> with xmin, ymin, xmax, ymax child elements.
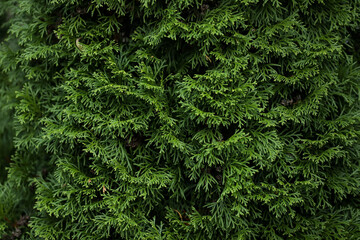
<box><xmin>0</xmin><ymin>0</ymin><xmax>360</xmax><ymax>239</ymax></box>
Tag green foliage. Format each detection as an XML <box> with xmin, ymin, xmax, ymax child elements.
<box><xmin>0</xmin><ymin>2</ymin><xmax>13</xmax><ymax>183</ymax></box>
<box><xmin>1</xmin><ymin>0</ymin><xmax>360</xmax><ymax>239</ymax></box>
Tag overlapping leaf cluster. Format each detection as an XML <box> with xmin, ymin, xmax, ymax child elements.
<box><xmin>1</xmin><ymin>0</ymin><xmax>360</xmax><ymax>239</ymax></box>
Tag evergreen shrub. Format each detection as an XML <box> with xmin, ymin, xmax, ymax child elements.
<box><xmin>1</xmin><ymin>0</ymin><xmax>360</xmax><ymax>239</ymax></box>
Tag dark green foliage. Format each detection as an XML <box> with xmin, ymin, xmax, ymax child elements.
<box><xmin>0</xmin><ymin>2</ymin><xmax>12</xmax><ymax>184</ymax></box>
<box><xmin>0</xmin><ymin>4</ymin><xmax>34</xmax><ymax>238</ymax></box>
<box><xmin>0</xmin><ymin>70</ymin><xmax>13</xmax><ymax>183</ymax></box>
<box><xmin>1</xmin><ymin>0</ymin><xmax>360</xmax><ymax>239</ymax></box>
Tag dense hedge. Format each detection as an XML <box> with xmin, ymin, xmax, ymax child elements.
<box><xmin>1</xmin><ymin>0</ymin><xmax>360</xmax><ymax>239</ymax></box>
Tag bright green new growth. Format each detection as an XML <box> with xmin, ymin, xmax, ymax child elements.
<box><xmin>0</xmin><ymin>0</ymin><xmax>360</xmax><ymax>239</ymax></box>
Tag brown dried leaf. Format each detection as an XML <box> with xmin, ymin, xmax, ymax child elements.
<box><xmin>76</xmin><ymin>38</ymin><xmax>84</xmax><ymax>51</ymax></box>
<box><xmin>205</xmin><ymin>55</ymin><xmax>212</xmax><ymax>62</ymax></box>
